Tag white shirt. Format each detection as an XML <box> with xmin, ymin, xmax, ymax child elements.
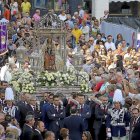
<box><xmin>105</xmin><ymin>42</ymin><xmax>116</xmax><ymax>51</ymax></box>
<box><xmin>0</xmin><ymin>64</ymin><xmax>9</xmax><ymax>81</ymax></box>
<box><xmin>80</xmin><ymin>25</ymin><xmax>90</xmax><ymax>42</ymax></box>
<box><xmin>5</xmin><ymin>87</ymin><xmax>14</xmax><ymax>100</ymax></box>
<box><xmin>79</xmin><ymin>9</ymin><xmax>84</xmax><ymax>19</ymax></box>
<box><xmin>58</xmin><ymin>14</ymin><xmax>67</xmax><ymax>21</ymax></box>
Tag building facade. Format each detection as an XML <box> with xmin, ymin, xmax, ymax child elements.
<box><xmin>92</xmin><ymin>0</ymin><xmax>140</xmax><ymax>19</ymax></box>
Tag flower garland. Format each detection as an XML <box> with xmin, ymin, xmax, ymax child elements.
<box><xmin>10</xmin><ymin>67</ymin><xmax>90</xmax><ymax>93</ymax></box>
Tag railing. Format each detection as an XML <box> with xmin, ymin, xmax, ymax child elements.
<box><xmin>34</xmin><ymin>86</ymin><xmax>88</xmax><ymax>100</ymax></box>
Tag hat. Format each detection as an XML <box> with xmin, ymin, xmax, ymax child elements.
<box><xmin>5</xmin><ymin>87</ymin><xmax>14</xmax><ymax>100</ymax></box>
<box><xmin>25</xmin><ymin>115</ymin><xmax>34</xmax><ymax>121</ymax></box>
<box><xmin>113</xmin><ymin>89</ymin><xmax>125</xmax><ymax>105</ymax></box>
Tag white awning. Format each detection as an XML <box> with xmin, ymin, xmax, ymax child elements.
<box><xmin>109</xmin><ymin>0</ymin><xmax>140</xmax><ymax>2</ymax></box>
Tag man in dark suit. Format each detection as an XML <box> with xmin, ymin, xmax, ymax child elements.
<box><xmin>32</xmin><ymin>121</ymin><xmax>45</xmax><ymax>140</ymax></box>
<box><xmin>21</xmin><ymin>115</ymin><xmax>35</xmax><ymax>140</ymax></box>
<box><xmin>65</xmin><ymin>93</ymin><xmax>78</xmax><ymax>117</ymax></box>
<box><xmin>47</xmin><ymin>95</ymin><xmax>65</xmax><ymax>140</ymax></box>
<box><xmin>77</xmin><ymin>94</ymin><xmax>91</xmax><ymax>130</ymax></box>
<box><xmin>93</xmin><ymin>96</ymin><xmax>109</xmax><ymax>140</ymax></box>
<box><xmin>42</xmin><ymin>93</ymin><xmax>54</xmax><ymax>129</ymax></box>
<box><xmin>63</xmin><ymin>106</ymin><xmax>85</xmax><ymax>140</ymax></box>
<box><xmin>40</xmin><ymin>92</ymin><xmax>50</xmax><ymax>111</ymax></box>
<box><xmin>26</xmin><ymin>95</ymin><xmax>41</xmax><ymax>120</ymax></box>
<box><xmin>16</xmin><ymin>93</ymin><xmax>28</xmax><ymax>128</ymax></box>
<box><xmin>0</xmin><ymin>88</ymin><xmax>6</xmax><ymax>106</ymax></box>
<box><xmin>131</xmin><ymin>108</ymin><xmax>140</xmax><ymax>140</ymax></box>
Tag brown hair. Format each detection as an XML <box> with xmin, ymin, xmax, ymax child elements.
<box><xmin>60</xmin><ymin>128</ymin><xmax>69</xmax><ymax>139</ymax></box>
<box><xmin>83</xmin><ymin>131</ymin><xmax>92</xmax><ymax>140</ymax></box>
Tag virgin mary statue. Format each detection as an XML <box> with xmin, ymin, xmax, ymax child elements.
<box><xmin>42</xmin><ymin>38</ymin><xmax>64</xmax><ymax>71</ymax></box>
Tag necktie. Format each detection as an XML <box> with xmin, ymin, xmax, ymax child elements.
<box><xmin>55</xmin><ymin>106</ymin><xmax>58</xmax><ymax>112</ymax></box>
<box><xmin>32</xmin><ymin>106</ymin><xmax>35</xmax><ymax>111</ymax></box>
<box><xmin>133</xmin><ymin>118</ymin><xmax>137</xmax><ymax>126</ymax></box>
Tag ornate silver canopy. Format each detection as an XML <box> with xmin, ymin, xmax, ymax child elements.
<box><xmin>31</xmin><ymin>12</ymin><xmax>67</xmax><ymax>72</ymax></box>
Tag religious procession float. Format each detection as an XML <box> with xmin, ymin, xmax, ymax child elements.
<box><xmin>1</xmin><ymin>12</ymin><xmax>92</xmax><ymax>97</ymax></box>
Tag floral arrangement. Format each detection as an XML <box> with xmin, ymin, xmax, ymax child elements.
<box><xmin>37</xmin><ymin>71</ymin><xmax>57</xmax><ymax>87</ymax></box>
<box><xmin>10</xmin><ymin>71</ymin><xmax>35</xmax><ymax>94</ymax></box>
<box><xmin>58</xmin><ymin>72</ymin><xmax>75</xmax><ymax>86</ymax></box>
<box><xmin>10</xmin><ymin>81</ymin><xmax>21</xmax><ymax>92</ymax></box>
<box><xmin>21</xmin><ymin>82</ymin><xmax>35</xmax><ymax>93</ymax></box>
<box><xmin>10</xmin><ymin>67</ymin><xmax>90</xmax><ymax>93</ymax></box>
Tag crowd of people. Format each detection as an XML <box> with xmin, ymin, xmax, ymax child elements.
<box><xmin>0</xmin><ymin>0</ymin><xmax>140</xmax><ymax>140</ymax></box>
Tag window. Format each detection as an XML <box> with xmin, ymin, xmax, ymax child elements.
<box><xmin>34</xmin><ymin>0</ymin><xmax>48</xmax><ymax>9</ymax></box>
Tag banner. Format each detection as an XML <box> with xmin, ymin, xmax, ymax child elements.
<box><xmin>0</xmin><ymin>24</ymin><xmax>8</xmax><ymax>56</ymax></box>
<box><xmin>137</xmin><ymin>33</ymin><xmax>140</xmax><ymax>50</ymax></box>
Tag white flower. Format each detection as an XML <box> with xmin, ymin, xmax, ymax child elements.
<box><xmin>85</xmin><ymin>89</ymin><xmax>88</xmax><ymax>92</ymax></box>
<box><xmin>51</xmin><ymin>83</ymin><xmax>55</xmax><ymax>87</ymax></box>
<box><xmin>60</xmin><ymin>82</ymin><xmax>64</xmax><ymax>85</ymax></box>
<box><xmin>48</xmin><ymin>78</ymin><xmax>51</xmax><ymax>81</ymax></box>
<box><xmin>81</xmin><ymin>87</ymin><xmax>84</xmax><ymax>90</ymax></box>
